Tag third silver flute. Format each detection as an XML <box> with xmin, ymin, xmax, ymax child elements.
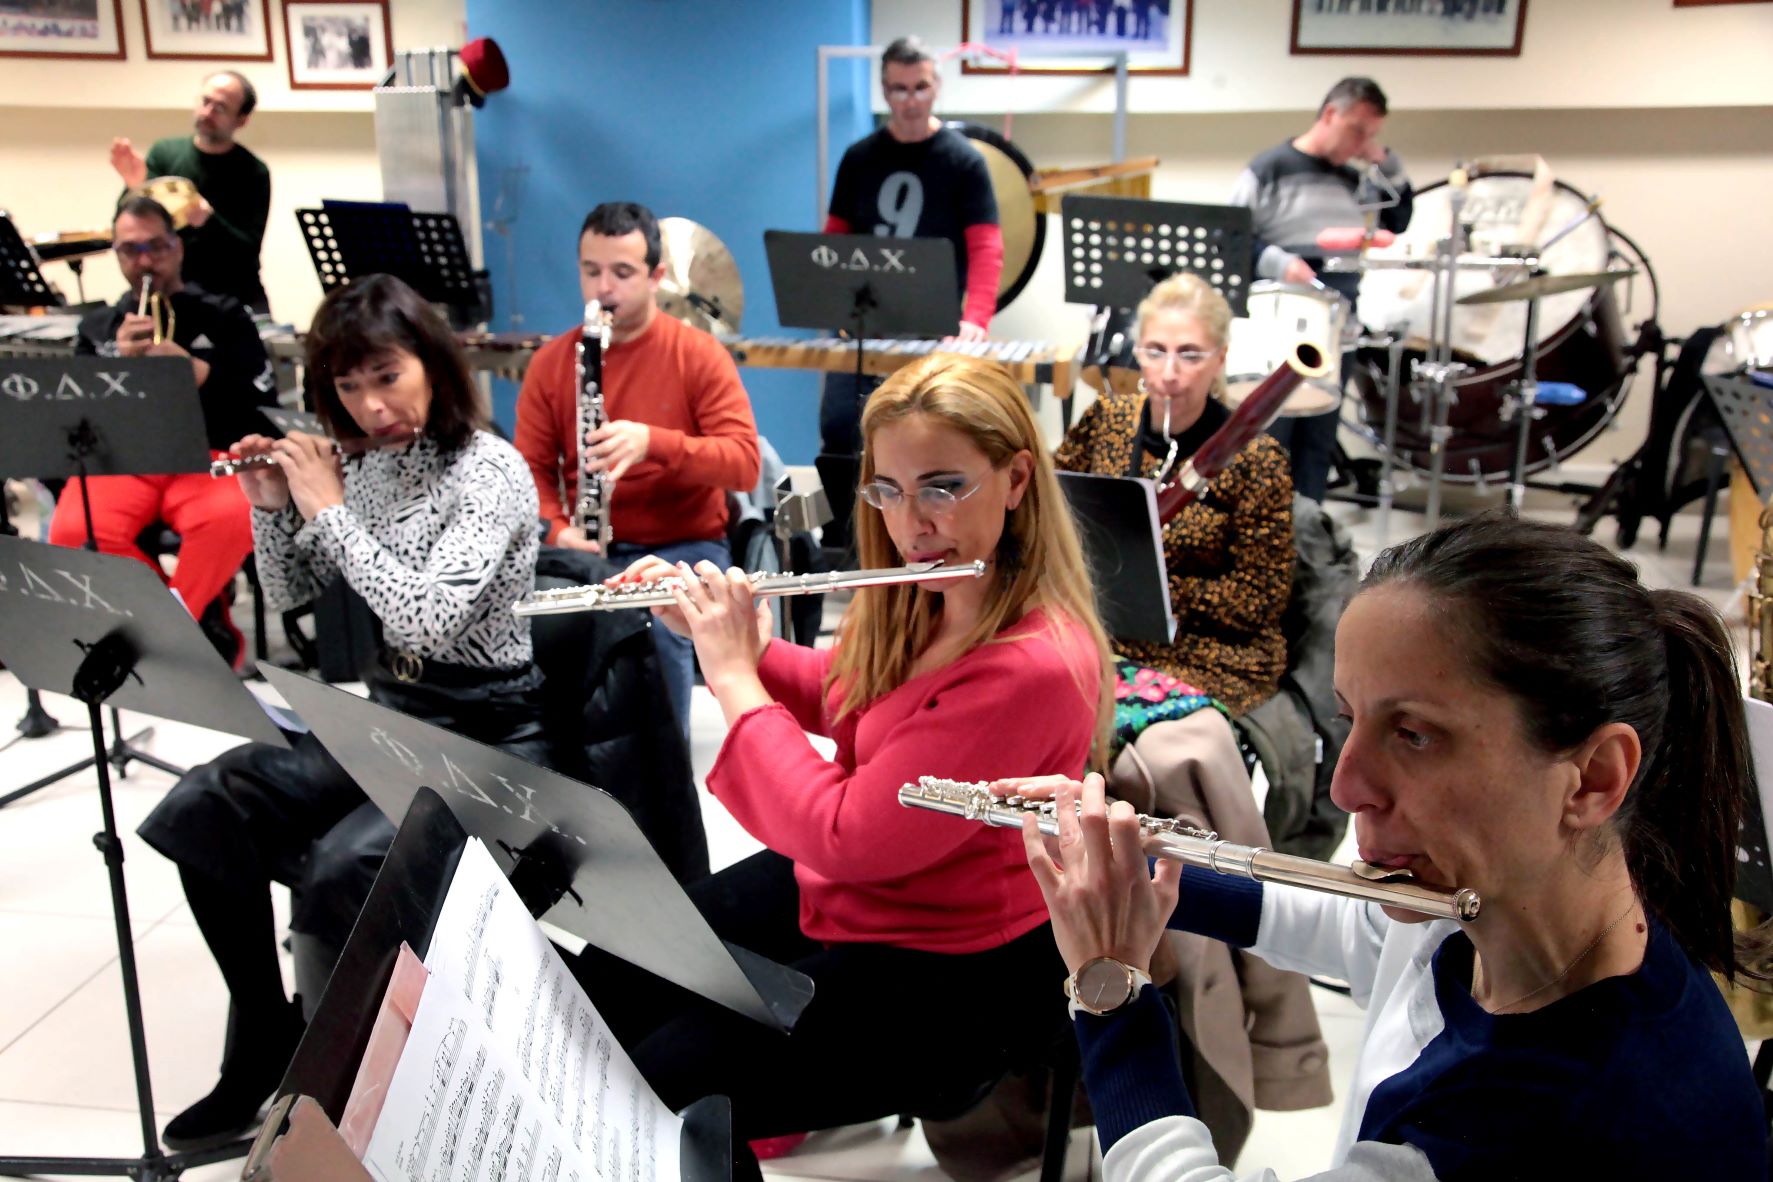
<box><xmin>898</xmin><ymin>777</ymin><xmax>1481</xmax><ymax>922</ymax></box>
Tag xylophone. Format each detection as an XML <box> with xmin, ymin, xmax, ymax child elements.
<box><xmin>718</xmin><ymin>334</ymin><xmax>1080</xmax><ymax>390</ymax></box>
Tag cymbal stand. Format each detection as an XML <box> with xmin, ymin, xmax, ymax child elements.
<box><xmin>1501</xmin><ymin>280</ymin><xmax>1548</xmax><ymax>514</ymax></box>
<box><xmin>1416</xmin><ymin>178</ymin><xmax>1472</xmax><ymax>529</ymax></box>
<box><xmin>1374</xmin><ymin>328</ymin><xmax>1408</xmax><ymax>546</ymax></box>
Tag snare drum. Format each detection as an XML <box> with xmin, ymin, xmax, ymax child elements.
<box><xmin>1223</xmin><ymin>281</ymin><xmax>1348</xmax><ymax>416</ymax></box>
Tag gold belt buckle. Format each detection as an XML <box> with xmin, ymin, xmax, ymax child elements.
<box><xmin>390</xmin><ymin>650</ymin><xmax>423</xmax><ymax>684</ymax></box>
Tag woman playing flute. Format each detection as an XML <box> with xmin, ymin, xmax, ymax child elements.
<box><xmin>581</xmin><ymin>353</ymin><xmax>1115</xmax><ymax>1180</ymax></box>
<box><xmin>1005</xmin><ymin>514</ymin><xmax>1768</xmax><ymax>1179</ymax></box>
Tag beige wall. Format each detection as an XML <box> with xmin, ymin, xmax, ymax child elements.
<box><xmin>879</xmin><ymin>0</ymin><xmax>1773</xmax><ymax>112</ymax></box>
<box><xmin>1</xmin><ymin>0</ymin><xmax>466</xmax><ymax>327</ymax></box>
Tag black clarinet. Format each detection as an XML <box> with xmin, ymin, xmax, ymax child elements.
<box><xmin>574</xmin><ymin>300</ymin><xmax>614</xmax><ymax>550</ymax></box>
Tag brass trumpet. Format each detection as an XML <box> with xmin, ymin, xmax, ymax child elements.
<box><xmin>137</xmin><ymin>275</ymin><xmax>174</xmax><ymax>346</ymax></box>
<box><xmin>898</xmin><ymin>777</ymin><xmax>1482</xmax><ymax>923</ymax></box>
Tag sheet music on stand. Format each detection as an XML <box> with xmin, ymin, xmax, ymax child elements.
<box><xmin>0</xmin><ymin>213</ymin><xmax>62</xmax><ymax>308</ymax></box>
<box><xmin>244</xmin><ymin>787</ymin><xmax>734</xmax><ymax>1182</ymax></box>
<box><xmin>295</xmin><ymin>200</ymin><xmax>486</xmax><ymax>327</ymax></box>
<box><xmin>1060</xmin><ymin>194</ymin><xmax>1253</xmax><ymax>318</ymax></box>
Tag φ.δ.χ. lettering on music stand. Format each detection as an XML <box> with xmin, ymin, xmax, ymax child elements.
<box><xmin>259</xmin><ymin>664</ymin><xmax>815</xmax><ymax>1035</ymax></box>
<box><xmin>1061</xmin><ymin>194</ymin><xmax>1254</xmax><ymax>318</ymax></box>
<box><xmin>763</xmin><ymin>230</ymin><xmax>960</xmax><ymax>391</ymax></box>
<box><xmin>0</xmin><ymin>535</ymin><xmax>288</xmax><ymax>1180</ymax></box>
<box><xmin>0</xmin><ymin>355</ymin><xmax>213</xmax><ymax>807</ymax></box>
<box><xmin>295</xmin><ymin>200</ymin><xmax>487</xmax><ymax>330</ymax></box>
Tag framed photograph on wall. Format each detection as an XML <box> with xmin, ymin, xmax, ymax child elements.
<box><xmin>1291</xmin><ymin>0</ymin><xmax>1528</xmax><ymax>57</ymax></box>
<box><xmin>140</xmin><ymin>0</ymin><xmax>271</xmax><ymax>61</ymax></box>
<box><xmin>283</xmin><ymin>0</ymin><xmax>391</xmax><ymax>90</ymax></box>
<box><xmin>961</xmin><ymin>0</ymin><xmax>1192</xmax><ymax>76</ymax></box>
<box><xmin>0</xmin><ymin>0</ymin><xmax>125</xmax><ymax>60</ymax></box>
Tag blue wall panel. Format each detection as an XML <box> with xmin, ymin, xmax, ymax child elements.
<box><xmin>467</xmin><ymin>0</ymin><xmax>875</xmax><ymax>465</ymax></box>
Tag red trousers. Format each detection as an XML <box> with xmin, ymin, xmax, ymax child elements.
<box><xmin>48</xmin><ymin>465</ymin><xmax>253</xmax><ymax>615</ymax></box>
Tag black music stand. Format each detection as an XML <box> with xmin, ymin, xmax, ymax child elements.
<box><xmin>0</xmin><ymin>536</ymin><xmax>288</xmax><ymax>1180</ymax></box>
<box><xmin>263</xmin><ymin>406</ymin><xmax>325</xmax><ymax>436</ymax></box>
<box><xmin>295</xmin><ymin>200</ymin><xmax>487</xmax><ymax>329</ymax></box>
<box><xmin>0</xmin><ymin>212</ymin><xmax>63</xmax><ymax>308</ymax></box>
<box><xmin>0</xmin><ymin>355</ymin><xmax>212</xmax><ymax>807</ymax></box>
<box><xmin>258</xmin><ymin>665</ymin><xmax>815</xmax><ymax>1032</ymax></box>
<box><xmin>1057</xmin><ymin>472</ymin><xmax>1176</xmax><ymax>646</ymax></box>
<box><xmin>244</xmin><ymin>787</ymin><xmax>734</xmax><ymax>1179</ymax></box>
<box><xmin>762</xmin><ymin>230</ymin><xmax>959</xmax><ymax>389</ymax></box>
<box><xmin>1060</xmin><ymin>194</ymin><xmax>1254</xmax><ymax>318</ymax></box>
<box><xmin>0</xmin><ymin>215</ymin><xmax>65</xmax><ymax>739</ymax></box>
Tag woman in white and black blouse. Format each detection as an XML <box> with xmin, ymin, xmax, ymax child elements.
<box><xmin>138</xmin><ymin>274</ymin><xmax>548</xmax><ymax>1153</ymax></box>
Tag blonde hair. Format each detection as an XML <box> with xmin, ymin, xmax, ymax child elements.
<box><xmin>829</xmin><ymin>354</ymin><xmax>1114</xmax><ymax>762</ymax></box>
<box><xmin>1135</xmin><ymin>272</ymin><xmax>1234</xmax><ymax>403</ymax></box>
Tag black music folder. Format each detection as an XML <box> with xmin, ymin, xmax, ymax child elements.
<box><xmin>1058</xmin><ymin>471</ymin><xmax>1177</xmax><ymax>646</ymax></box>
<box><xmin>258</xmin><ymin>665</ymin><xmax>813</xmax><ymax>1033</ymax></box>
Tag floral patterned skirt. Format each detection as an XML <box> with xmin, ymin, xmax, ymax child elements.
<box><xmin>1112</xmin><ymin>657</ymin><xmax>1226</xmax><ymax>757</ymax></box>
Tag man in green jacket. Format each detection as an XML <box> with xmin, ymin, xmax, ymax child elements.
<box><xmin>111</xmin><ymin>70</ymin><xmax>271</xmax><ymax>314</ymax></box>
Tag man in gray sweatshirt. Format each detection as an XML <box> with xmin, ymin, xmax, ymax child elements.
<box><xmin>1230</xmin><ymin>76</ymin><xmax>1412</xmax><ymax>501</ymax></box>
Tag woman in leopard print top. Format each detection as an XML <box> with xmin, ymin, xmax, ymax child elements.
<box><xmin>138</xmin><ymin>276</ymin><xmax>550</xmax><ymax>1153</ymax></box>
<box><xmin>1056</xmin><ymin>273</ymin><xmax>1293</xmax><ymax>717</ymax></box>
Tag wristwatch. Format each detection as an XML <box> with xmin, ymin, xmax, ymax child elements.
<box><xmin>1063</xmin><ymin>956</ymin><xmax>1152</xmax><ymax>1017</ymax></box>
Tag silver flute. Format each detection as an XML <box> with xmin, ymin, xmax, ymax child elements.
<box><xmin>512</xmin><ymin>559</ymin><xmax>986</xmax><ymax>617</ymax></box>
<box><xmin>898</xmin><ymin>777</ymin><xmax>1481</xmax><ymax>922</ymax></box>
<box><xmin>208</xmin><ymin>431</ymin><xmax>417</xmax><ymax>477</ymax></box>
<box><xmin>574</xmin><ymin>299</ymin><xmax>614</xmax><ymax>551</ymax></box>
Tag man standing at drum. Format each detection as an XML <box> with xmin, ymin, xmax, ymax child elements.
<box><xmin>1230</xmin><ymin>76</ymin><xmax>1412</xmax><ymax>502</ymax></box>
<box><xmin>818</xmin><ymin>36</ymin><xmax>1003</xmax><ymax>464</ymax></box>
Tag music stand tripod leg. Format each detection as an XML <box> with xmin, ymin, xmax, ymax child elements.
<box><xmin>0</xmin><ymin>644</ymin><xmax>250</xmax><ymax>1179</ymax></box>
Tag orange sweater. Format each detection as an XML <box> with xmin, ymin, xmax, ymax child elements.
<box><xmin>513</xmin><ymin>310</ymin><xmax>761</xmax><ymax>546</ymax></box>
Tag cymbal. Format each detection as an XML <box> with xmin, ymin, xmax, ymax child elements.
<box><xmin>1456</xmin><ymin>268</ymin><xmax>1637</xmax><ymax>306</ymax></box>
<box><xmin>127</xmin><ymin>175</ymin><xmax>201</xmax><ymax>230</ymax></box>
<box><xmin>657</xmin><ymin>217</ymin><xmax>743</xmax><ymax>335</ymax></box>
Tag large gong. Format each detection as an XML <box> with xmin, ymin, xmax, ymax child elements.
<box><xmin>947</xmin><ymin>121</ymin><xmax>1045</xmax><ymax>313</ymax></box>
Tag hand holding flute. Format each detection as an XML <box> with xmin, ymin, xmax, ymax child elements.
<box><xmin>622</xmin><ymin>555</ymin><xmax>777</xmax><ymax>725</ymax></box>
<box><xmin>220</xmin><ymin>431</ymin><xmax>346</xmax><ymax>521</ymax></box>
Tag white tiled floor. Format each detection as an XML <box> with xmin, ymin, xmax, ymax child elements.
<box><xmin>0</xmin><ymin>490</ymin><xmax>1754</xmax><ymax>1179</ymax></box>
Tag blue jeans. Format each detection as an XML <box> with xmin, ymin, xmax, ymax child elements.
<box><xmin>1266</xmin><ymin>405</ymin><xmax>1339</xmax><ymax>503</ymax></box>
<box><xmin>608</xmin><ymin>538</ymin><xmax>731</xmax><ymax>738</ymax></box>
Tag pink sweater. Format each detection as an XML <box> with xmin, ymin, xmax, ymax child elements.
<box><xmin>706</xmin><ymin>608</ymin><xmax>1101</xmax><ymax>953</ymax></box>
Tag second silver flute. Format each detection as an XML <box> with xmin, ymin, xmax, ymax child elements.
<box><xmin>512</xmin><ymin>559</ymin><xmax>986</xmax><ymax>617</ymax></box>
<box><xmin>898</xmin><ymin>777</ymin><xmax>1481</xmax><ymax>922</ymax></box>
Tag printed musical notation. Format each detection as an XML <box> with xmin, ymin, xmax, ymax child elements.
<box><xmin>361</xmin><ymin>840</ymin><xmax>681</xmax><ymax>1182</ymax></box>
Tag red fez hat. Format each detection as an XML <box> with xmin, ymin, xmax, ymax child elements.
<box><xmin>459</xmin><ymin>37</ymin><xmax>509</xmax><ymax>104</ymax></box>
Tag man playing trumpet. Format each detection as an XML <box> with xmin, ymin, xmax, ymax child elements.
<box><xmin>46</xmin><ymin>196</ymin><xmax>277</xmax><ymax>668</ymax></box>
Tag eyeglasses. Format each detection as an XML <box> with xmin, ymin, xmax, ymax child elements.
<box><xmin>1134</xmin><ymin>345</ymin><xmax>1218</xmax><ymax>370</ymax></box>
<box><xmin>858</xmin><ymin>476</ymin><xmax>985</xmax><ymax>515</ymax></box>
<box><xmin>114</xmin><ymin>238</ymin><xmax>176</xmax><ymax>261</ymax></box>
<box><xmin>884</xmin><ymin>82</ymin><xmax>936</xmax><ymax>102</ymax></box>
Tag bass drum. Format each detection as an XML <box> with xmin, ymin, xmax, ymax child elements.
<box><xmin>949</xmin><ymin>121</ymin><xmax>1046</xmax><ymax>312</ymax></box>
<box><xmin>1347</xmin><ymin>173</ymin><xmax>1632</xmax><ymax>482</ymax></box>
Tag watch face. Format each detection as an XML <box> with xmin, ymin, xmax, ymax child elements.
<box><xmin>1077</xmin><ymin>958</ymin><xmax>1132</xmax><ymax>1012</ymax></box>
